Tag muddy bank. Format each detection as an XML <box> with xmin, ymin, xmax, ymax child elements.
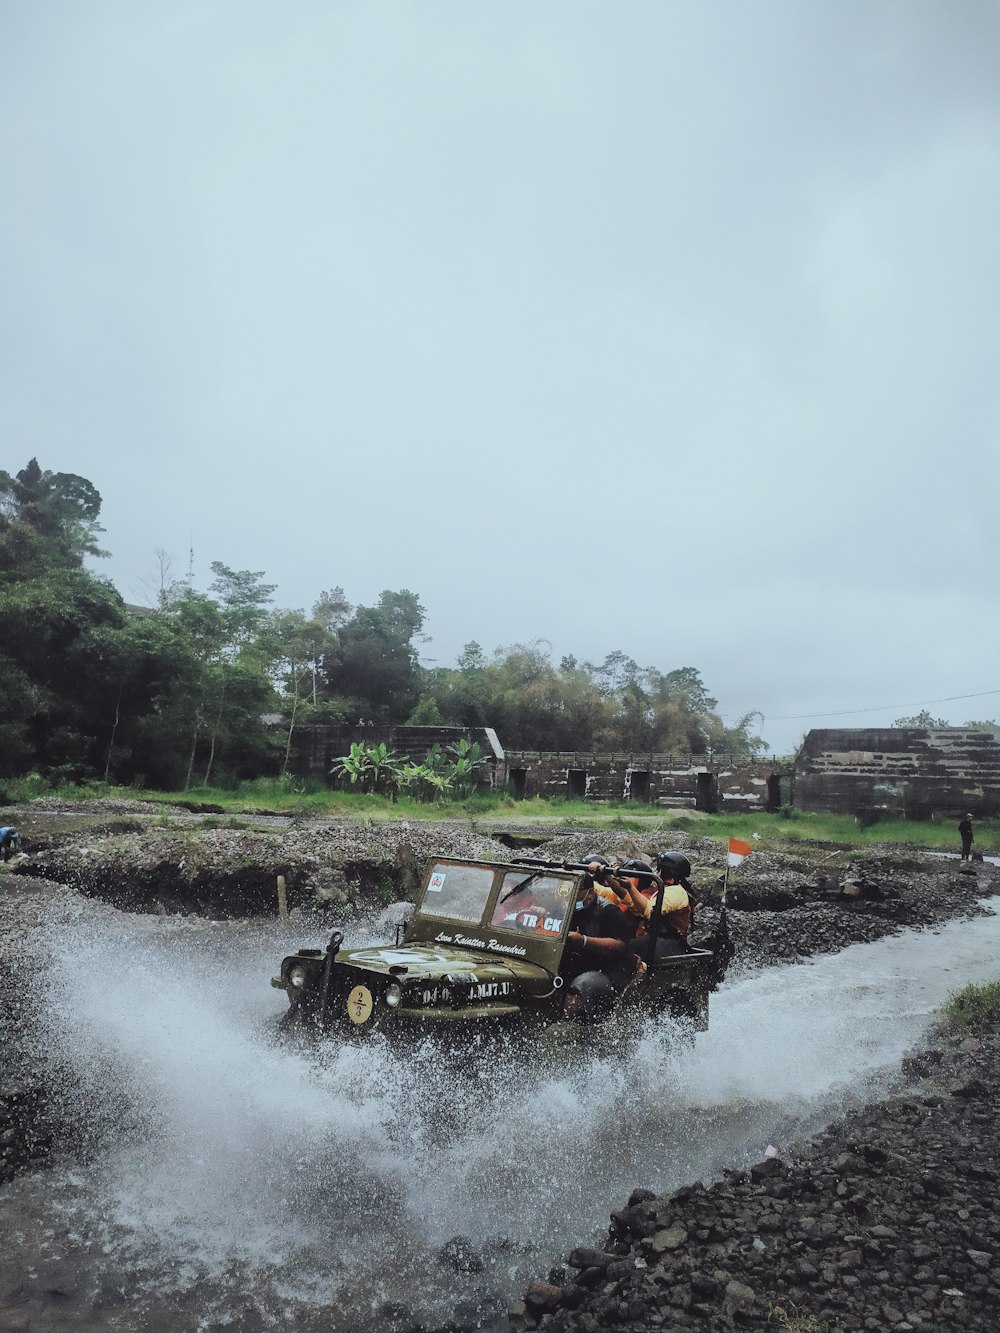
<box><xmin>6</xmin><ymin>804</ymin><xmax>514</xmax><ymax>916</ymax></box>
<box><xmin>516</xmin><ymin>1026</ymin><xmax>1000</xmax><ymax>1332</ymax></box>
<box><xmin>7</xmin><ymin>806</ymin><xmax>997</xmax><ymax>952</ymax></box>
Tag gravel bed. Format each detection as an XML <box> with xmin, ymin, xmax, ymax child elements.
<box><xmin>515</xmin><ymin>1029</ymin><xmax>1000</xmax><ymax>1332</ymax></box>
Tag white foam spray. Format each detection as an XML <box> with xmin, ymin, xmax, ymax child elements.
<box><xmin>13</xmin><ymin>898</ymin><xmax>1000</xmax><ymax>1328</ymax></box>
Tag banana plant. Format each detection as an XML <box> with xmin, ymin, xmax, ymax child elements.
<box><xmin>447</xmin><ymin>738</ymin><xmax>486</xmax><ymax>795</ymax></box>
<box><xmin>331</xmin><ymin>741</ymin><xmax>374</xmax><ymax>791</ymax></box>
<box><xmin>331</xmin><ymin>741</ymin><xmax>405</xmax><ymax>796</ymax></box>
<box><xmin>399</xmin><ymin>759</ymin><xmax>453</xmax><ymax>803</ymax></box>
<box><xmin>366</xmin><ymin>741</ymin><xmax>405</xmax><ymax>798</ymax></box>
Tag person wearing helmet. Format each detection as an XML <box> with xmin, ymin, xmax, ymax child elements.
<box><xmin>959</xmin><ymin>813</ymin><xmax>974</xmax><ymax>861</ymax></box>
<box><xmin>615</xmin><ymin>850</ymin><xmax>695</xmax><ymax>959</ymax></box>
<box><xmin>584</xmin><ymin>853</ymin><xmax>648</xmax><ymax>922</ymax></box>
<box><xmin>608</xmin><ymin>856</ymin><xmax>663</xmax><ymax>922</ymax></box>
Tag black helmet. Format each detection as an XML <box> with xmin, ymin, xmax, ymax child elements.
<box><xmin>620</xmin><ymin>857</ymin><xmax>652</xmax><ymax>874</ymax></box>
<box><xmin>567</xmin><ymin>970</ymin><xmax>616</xmax><ymax>1022</ymax></box>
<box><xmin>582</xmin><ymin>851</ymin><xmax>609</xmax><ymax>866</ymax></box>
<box><xmin>655</xmin><ymin>851</ymin><xmax>691</xmax><ymax>881</ymax></box>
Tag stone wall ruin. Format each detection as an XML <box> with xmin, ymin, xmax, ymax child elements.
<box><xmin>793</xmin><ymin>727</ymin><xmax>1000</xmax><ymax>820</ymax></box>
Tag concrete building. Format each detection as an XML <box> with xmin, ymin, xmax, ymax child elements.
<box><xmin>296</xmin><ymin>724</ymin><xmax>788</xmax><ymax>811</ymax></box>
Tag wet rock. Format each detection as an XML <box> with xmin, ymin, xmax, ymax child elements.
<box><xmin>722</xmin><ymin>1279</ymin><xmax>756</xmax><ymax>1314</ymax></box>
<box><xmin>689</xmin><ymin>1270</ymin><xmax>718</xmax><ymax>1298</ymax></box>
<box><xmin>432</xmin><ymin>1236</ymin><xmax>483</xmax><ymax>1276</ymax></box>
<box><xmin>950</xmin><ymin>1077</ymin><xmax>989</xmax><ymax>1098</ymax></box>
<box><xmin>749</xmin><ymin>1156</ymin><xmax>785</xmax><ymax>1182</ymax></box>
<box><xmin>642</xmin><ymin>1225</ymin><xmax>687</xmax><ymax>1254</ymax></box>
<box><xmin>566</xmin><ymin>1248</ymin><xmax>612</xmax><ymax>1270</ymax></box>
<box><xmin>524</xmin><ymin>1279</ymin><xmax>563</xmax><ymax>1316</ymax></box>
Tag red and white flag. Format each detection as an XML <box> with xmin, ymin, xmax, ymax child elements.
<box><xmin>728</xmin><ymin>837</ymin><xmax>753</xmax><ymax>867</ymax></box>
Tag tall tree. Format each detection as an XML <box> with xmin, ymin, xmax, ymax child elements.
<box><xmin>329</xmin><ymin>589</ymin><xmax>427</xmax><ymax>720</ymax></box>
<box><xmin>0</xmin><ymin>458</ymin><xmax>105</xmax><ymax>575</ymax></box>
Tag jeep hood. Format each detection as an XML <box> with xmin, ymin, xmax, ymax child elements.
<box><xmin>340</xmin><ymin>942</ymin><xmax>552</xmax><ymax>992</ymax></box>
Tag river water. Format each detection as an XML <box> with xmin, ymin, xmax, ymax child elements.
<box><xmin>3</xmin><ymin>900</ymin><xmax>1000</xmax><ymax>1331</ymax></box>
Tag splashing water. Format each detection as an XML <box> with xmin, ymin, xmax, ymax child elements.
<box><xmin>6</xmin><ymin>899</ymin><xmax>1000</xmax><ymax>1330</ymax></box>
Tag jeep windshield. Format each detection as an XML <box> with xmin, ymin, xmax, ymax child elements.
<box><xmin>408</xmin><ymin>859</ymin><xmax>578</xmax><ymax>971</ymax></box>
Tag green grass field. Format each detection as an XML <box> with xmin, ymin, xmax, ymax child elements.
<box><xmin>5</xmin><ymin>773</ymin><xmax>996</xmax><ymax>855</ymax></box>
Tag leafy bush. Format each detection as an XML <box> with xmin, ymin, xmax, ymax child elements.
<box><xmin>331</xmin><ymin>741</ymin><xmax>406</xmax><ymax>797</ymax></box>
<box><xmin>446</xmin><ymin>737</ymin><xmax>487</xmax><ymax>796</ymax></box>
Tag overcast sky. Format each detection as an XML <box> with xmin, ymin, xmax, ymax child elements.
<box><xmin>3</xmin><ymin>1</ymin><xmax>999</xmax><ymax>756</ymax></box>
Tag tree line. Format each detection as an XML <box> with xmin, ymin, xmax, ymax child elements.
<box><xmin>0</xmin><ymin>459</ymin><xmax>766</xmax><ymax>789</ymax></box>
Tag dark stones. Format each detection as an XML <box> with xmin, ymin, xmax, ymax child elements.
<box><xmin>950</xmin><ymin>1077</ymin><xmax>989</xmax><ymax>1098</ymax></box>
<box><xmin>566</xmin><ymin>1248</ymin><xmax>612</xmax><ymax>1271</ymax></box>
<box><xmin>516</xmin><ymin>1026</ymin><xmax>1000</xmax><ymax>1333</ymax></box>
<box><xmin>436</xmin><ymin>1236</ymin><xmax>483</xmax><ymax>1274</ymax></box>
<box><xmin>750</xmin><ymin>1156</ymin><xmax>785</xmax><ymax>1182</ymax></box>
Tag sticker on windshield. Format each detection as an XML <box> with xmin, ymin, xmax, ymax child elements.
<box><xmin>427</xmin><ymin>871</ymin><xmax>446</xmax><ymax>893</ymax></box>
<box><xmin>500</xmin><ymin>909</ymin><xmax>564</xmax><ymax>935</ymax></box>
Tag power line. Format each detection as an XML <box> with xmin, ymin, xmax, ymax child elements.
<box><xmin>766</xmin><ymin>687</ymin><xmax>1000</xmax><ymax>724</ymax></box>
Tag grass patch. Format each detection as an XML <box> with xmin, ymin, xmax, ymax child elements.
<box><xmin>769</xmin><ymin>1305</ymin><xmax>828</xmax><ymax>1332</ymax></box>
<box><xmin>5</xmin><ymin>777</ymin><xmax>998</xmax><ymax>855</ymax></box>
<box><xmin>942</xmin><ymin>980</ymin><xmax>1000</xmax><ymax>1035</ymax></box>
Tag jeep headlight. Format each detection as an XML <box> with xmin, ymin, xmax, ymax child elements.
<box><xmin>289</xmin><ymin>964</ymin><xmax>308</xmax><ymax>988</ymax></box>
<box><xmin>384</xmin><ymin>982</ymin><xmax>403</xmax><ymax>1008</ymax></box>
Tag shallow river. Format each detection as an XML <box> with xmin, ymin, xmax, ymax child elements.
<box><xmin>3</xmin><ymin>899</ymin><xmax>1000</xmax><ymax>1331</ymax></box>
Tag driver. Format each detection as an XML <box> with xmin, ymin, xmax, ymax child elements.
<box><xmin>561</xmin><ymin>869</ymin><xmax>636</xmax><ymax>992</ymax></box>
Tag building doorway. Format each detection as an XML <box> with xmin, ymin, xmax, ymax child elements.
<box><xmin>567</xmin><ymin>769</ymin><xmax>587</xmax><ymax>799</ymax></box>
<box><xmin>695</xmin><ymin>771</ymin><xmax>718</xmax><ymax>813</ymax></box>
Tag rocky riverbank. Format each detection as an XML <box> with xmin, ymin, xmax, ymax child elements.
<box><xmin>515</xmin><ymin>1026</ymin><xmax>1000</xmax><ymax>1332</ymax></box>
<box><xmin>5</xmin><ymin>801</ymin><xmax>996</xmax><ymax>963</ymax></box>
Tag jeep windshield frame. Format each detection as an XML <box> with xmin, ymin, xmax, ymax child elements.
<box><xmin>407</xmin><ymin>858</ymin><xmax>580</xmax><ymax>971</ymax></box>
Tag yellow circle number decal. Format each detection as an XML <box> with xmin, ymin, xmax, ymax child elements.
<box><xmin>347</xmin><ymin>985</ymin><xmax>374</xmax><ymax>1025</ymax></box>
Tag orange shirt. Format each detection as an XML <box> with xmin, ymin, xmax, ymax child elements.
<box><xmin>595</xmin><ymin>878</ymin><xmax>647</xmax><ymax>919</ymax></box>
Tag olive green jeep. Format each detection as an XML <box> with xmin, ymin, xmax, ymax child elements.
<box><xmin>271</xmin><ymin>856</ymin><xmax>728</xmax><ymax>1038</ymax></box>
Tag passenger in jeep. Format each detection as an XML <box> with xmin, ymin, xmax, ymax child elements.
<box><xmin>617</xmin><ymin>851</ymin><xmax>695</xmax><ymax>959</ymax></box>
<box><xmin>586</xmin><ymin>854</ymin><xmax>648</xmax><ymax>924</ymax></box>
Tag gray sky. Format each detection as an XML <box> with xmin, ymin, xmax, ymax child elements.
<box><xmin>3</xmin><ymin>0</ymin><xmax>999</xmax><ymax>756</ymax></box>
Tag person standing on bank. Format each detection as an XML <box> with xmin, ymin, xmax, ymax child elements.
<box><xmin>959</xmin><ymin>812</ymin><xmax>974</xmax><ymax>861</ymax></box>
